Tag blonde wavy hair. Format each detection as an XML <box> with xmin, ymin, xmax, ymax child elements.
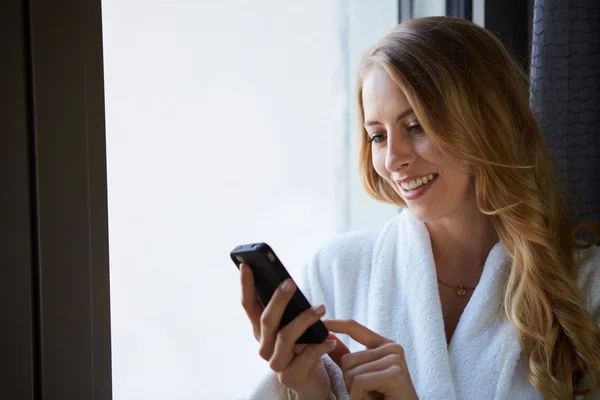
<box><xmin>357</xmin><ymin>16</ymin><xmax>600</xmax><ymax>399</ymax></box>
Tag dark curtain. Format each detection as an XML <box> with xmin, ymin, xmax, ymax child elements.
<box><xmin>530</xmin><ymin>0</ymin><xmax>600</xmax><ymax>234</ymax></box>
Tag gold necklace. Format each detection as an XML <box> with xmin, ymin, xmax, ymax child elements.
<box><xmin>437</xmin><ymin>278</ymin><xmax>476</xmax><ymax>297</ymax></box>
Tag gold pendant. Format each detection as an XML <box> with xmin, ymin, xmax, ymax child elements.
<box><xmin>456</xmin><ymin>284</ymin><xmax>467</xmax><ymax>296</ymax></box>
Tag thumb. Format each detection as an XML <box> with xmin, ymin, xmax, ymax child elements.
<box><xmin>325</xmin><ymin>333</ymin><xmax>349</xmax><ymax>368</ymax></box>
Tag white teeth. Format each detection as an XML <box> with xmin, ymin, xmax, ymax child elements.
<box><xmin>401</xmin><ymin>174</ymin><xmax>436</xmax><ymax>192</ymax></box>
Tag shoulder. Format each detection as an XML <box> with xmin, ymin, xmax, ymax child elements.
<box><xmin>300</xmin><ymin>213</ymin><xmax>402</xmax><ymax>295</ymax></box>
<box><xmin>309</xmin><ymin>213</ymin><xmax>402</xmax><ymax>271</ymax></box>
<box><xmin>299</xmin><ymin>213</ymin><xmax>402</xmax><ymax>315</ymax></box>
<box><xmin>576</xmin><ymin>245</ymin><xmax>600</xmax><ymax>322</ymax></box>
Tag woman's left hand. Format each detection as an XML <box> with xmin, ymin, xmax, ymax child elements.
<box><xmin>324</xmin><ymin>319</ymin><xmax>419</xmax><ymax>400</ymax></box>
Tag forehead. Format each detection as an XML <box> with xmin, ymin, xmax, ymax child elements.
<box><xmin>362</xmin><ymin>67</ymin><xmax>411</xmax><ymax>117</ymax></box>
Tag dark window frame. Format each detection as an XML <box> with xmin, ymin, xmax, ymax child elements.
<box><xmin>446</xmin><ymin>0</ymin><xmax>473</xmax><ymax>20</ymax></box>
<box><xmin>398</xmin><ymin>0</ymin><xmax>533</xmax><ymax>71</ymax></box>
<box><xmin>1</xmin><ymin>0</ymin><xmax>112</xmax><ymax>398</ymax></box>
<box><xmin>483</xmin><ymin>0</ymin><xmax>534</xmax><ymax>72</ymax></box>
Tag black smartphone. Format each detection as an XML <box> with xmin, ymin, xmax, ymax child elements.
<box><xmin>231</xmin><ymin>242</ymin><xmax>328</xmax><ymax>344</ymax></box>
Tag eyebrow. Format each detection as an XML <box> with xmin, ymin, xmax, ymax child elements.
<box><xmin>363</xmin><ymin>108</ymin><xmax>415</xmax><ymax>128</ymax></box>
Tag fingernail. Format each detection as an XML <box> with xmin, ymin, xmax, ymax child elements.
<box><xmin>312</xmin><ymin>304</ymin><xmax>325</xmax><ymax>315</ymax></box>
<box><xmin>240</xmin><ymin>264</ymin><xmax>246</xmax><ymax>278</ymax></box>
<box><xmin>325</xmin><ymin>339</ymin><xmax>337</xmax><ymax>349</ymax></box>
<box><xmin>281</xmin><ymin>279</ymin><xmax>294</xmax><ymax>292</ymax></box>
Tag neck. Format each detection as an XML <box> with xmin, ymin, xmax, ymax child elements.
<box><xmin>425</xmin><ymin>199</ymin><xmax>497</xmax><ymax>283</ymax></box>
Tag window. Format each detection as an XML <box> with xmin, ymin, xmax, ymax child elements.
<box><xmin>101</xmin><ymin>1</ymin><xmax>398</xmax><ymax>398</ymax></box>
<box><xmin>413</xmin><ymin>0</ymin><xmax>446</xmax><ymax>18</ymax></box>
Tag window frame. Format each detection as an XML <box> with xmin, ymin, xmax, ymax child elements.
<box><xmin>1</xmin><ymin>0</ymin><xmax>112</xmax><ymax>398</ymax></box>
<box><xmin>398</xmin><ymin>0</ymin><xmax>533</xmax><ymax>70</ymax></box>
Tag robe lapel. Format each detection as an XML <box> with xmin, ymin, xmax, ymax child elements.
<box><xmin>365</xmin><ymin>211</ymin><xmax>457</xmax><ymax>400</ymax></box>
<box><xmin>447</xmin><ymin>242</ymin><xmax>524</xmax><ymax>400</ymax></box>
<box><xmin>402</xmin><ymin>212</ymin><xmax>457</xmax><ymax>400</ymax></box>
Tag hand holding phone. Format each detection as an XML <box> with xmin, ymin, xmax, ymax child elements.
<box><xmin>231</xmin><ymin>242</ymin><xmax>328</xmax><ymax>344</ymax></box>
<box><xmin>234</xmin><ymin>242</ymin><xmax>348</xmax><ymax>400</ymax></box>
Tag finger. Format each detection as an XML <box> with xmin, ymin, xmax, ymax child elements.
<box><xmin>257</xmin><ymin>278</ymin><xmax>297</xmax><ymax>361</ymax></box>
<box><xmin>340</xmin><ymin>342</ymin><xmax>404</xmax><ymax>372</ymax></box>
<box><xmin>324</xmin><ymin>319</ymin><xmax>390</xmax><ymax>349</ymax></box>
<box><xmin>240</xmin><ymin>264</ymin><xmax>263</xmax><ymax>335</ymax></box>
<box><xmin>345</xmin><ymin>353</ymin><xmax>399</xmax><ymax>393</ymax></box>
<box><xmin>286</xmin><ymin>339</ymin><xmax>338</xmax><ymax>378</ymax></box>
<box><xmin>292</xmin><ymin>343</ymin><xmax>308</xmax><ymax>355</ymax></box>
<box><xmin>326</xmin><ymin>333</ymin><xmax>350</xmax><ymax>368</ymax></box>
<box><xmin>269</xmin><ymin>303</ymin><xmax>327</xmax><ymax>372</ymax></box>
<box><xmin>349</xmin><ymin>368</ymin><xmax>397</xmax><ymax>400</ymax></box>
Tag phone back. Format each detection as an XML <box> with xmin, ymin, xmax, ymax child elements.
<box><xmin>230</xmin><ymin>242</ymin><xmax>328</xmax><ymax>343</ymax></box>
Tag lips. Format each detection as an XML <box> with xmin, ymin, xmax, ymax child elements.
<box><xmin>394</xmin><ymin>173</ymin><xmax>439</xmax><ymax>201</ymax></box>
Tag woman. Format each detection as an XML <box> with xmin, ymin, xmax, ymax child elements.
<box><xmin>240</xmin><ymin>17</ymin><xmax>600</xmax><ymax>400</ymax></box>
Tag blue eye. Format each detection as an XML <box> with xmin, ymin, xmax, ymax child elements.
<box><xmin>368</xmin><ymin>134</ymin><xmax>386</xmax><ymax>144</ymax></box>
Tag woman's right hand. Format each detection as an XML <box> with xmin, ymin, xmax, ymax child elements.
<box><xmin>240</xmin><ymin>263</ymin><xmax>345</xmax><ymax>400</ymax></box>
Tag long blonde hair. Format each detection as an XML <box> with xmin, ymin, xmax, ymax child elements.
<box><xmin>357</xmin><ymin>16</ymin><xmax>600</xmax><ymax>399</ymax></box>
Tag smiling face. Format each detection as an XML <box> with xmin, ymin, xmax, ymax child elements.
<box><xmin>361</xmin><ymin>66</ymin><xmax>475</xmax><ymax>222</ymax></box>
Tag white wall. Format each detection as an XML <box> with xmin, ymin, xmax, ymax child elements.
<box><xmin>102</xmin><ymin>1</ymin><xmax>397</xmax><ymax>398</ymax></box>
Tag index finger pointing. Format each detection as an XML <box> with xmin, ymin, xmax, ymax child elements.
<box><xmin>323</xmin><ymin>319</ymin><xmax>390</xmax><ymax>349</ymax></box>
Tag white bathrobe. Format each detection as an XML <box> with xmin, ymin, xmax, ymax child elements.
<box><xmin>246</xmin><ymin>210</ymin><xmax>600</xmax><ymax>400</ymax></box>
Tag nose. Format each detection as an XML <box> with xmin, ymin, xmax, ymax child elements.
<box><xmin>384</xmin><ymin>132</ymin><xmax>416</xmax><ymax>173</ymax></box>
